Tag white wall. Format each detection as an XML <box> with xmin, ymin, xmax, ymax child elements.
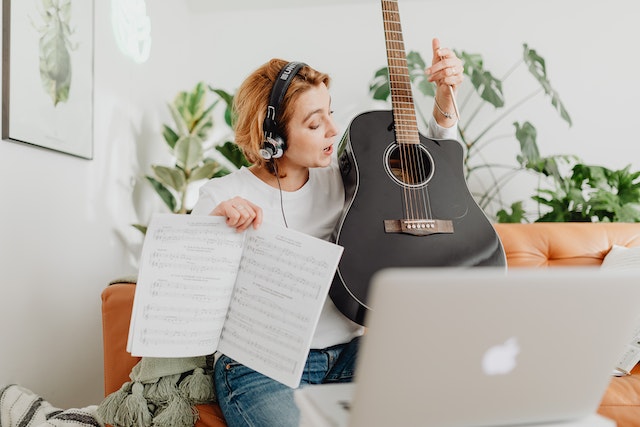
<box><xmin>0</xmin><ymin>1</ymin><xmax>194</xmax><ymax>408</ymax></box>
<box><xmin>192</xmin><ymin>0</ymin><xmax>640</xmax><ymax>217</ymax></box>
<box><xmin>0</xmin><ymin>0</ymin><xmax>638</xmax><ymax>409</ymax></box>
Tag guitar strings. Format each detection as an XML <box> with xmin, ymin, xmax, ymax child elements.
<box><xmin>383</xmin><ymin>3</ymin><xmax>433</xmax><ymax>223</ymax></box>
<box><xmin>384</xmin><ymin>8</ymin><xmax>413</xmax><ymax>219</ymax></box>
<box><xmin>384</xmin><ymin>9</ymin><xmax>414</xmax><ymax>221</ymax></box>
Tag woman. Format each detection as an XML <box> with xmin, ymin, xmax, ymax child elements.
<box><xmin>191</xmin><ymin>37</ymin><xmax>464</xmax><ymax>427</ymax></box>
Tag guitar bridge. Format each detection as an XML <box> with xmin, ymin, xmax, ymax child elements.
<box><xmin>384</xmin><ymin>219</ymin><xmax>454</xmax><ymax>236</ymax></box>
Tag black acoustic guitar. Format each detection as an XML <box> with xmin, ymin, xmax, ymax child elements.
<box><xmin>330</xmin><ymin>0</ymin><xmax>506</xmax><ymax>325</ymax></box>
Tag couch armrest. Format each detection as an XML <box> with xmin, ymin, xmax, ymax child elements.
<box><xmin>101</xmin><ymin>282</ymin><xmax>141</xmax><ymax>396</ymax></box>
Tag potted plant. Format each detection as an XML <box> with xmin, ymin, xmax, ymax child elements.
<box><xmin>134</xmin><ymin>82</ymin><xmax>248</xmax><ymax>233</ymax></box>
<box><xmin>498</xmin><ymin>158</ymin><xmax>640</xmax><ymax>223</ymax></box>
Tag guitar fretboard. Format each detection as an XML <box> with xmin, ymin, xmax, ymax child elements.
<box><xmin>381</xmin><ymin>0</ymin><xmax>419</xmax><ymax>146</ymax></box>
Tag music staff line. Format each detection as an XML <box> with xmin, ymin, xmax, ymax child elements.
<box><xmin>242</xmin><ymin>247</ymin><xmax>330</xmax><ymax>279</ymax></box>
<box><xmin>139</xmin><ymin>335</ymin><xmax>218</xmax><ymax>350</ymax></box>
<box><xmin>150</xmin><ymin>250</ymin><xmax>239</xmax><ymax>266</ymax></box>
<box><xmin>142</xmin><ymin>304</ymin><xmax>228</xmax><ymax>324</ymax></box>
<box><xmin>245</xmin><ymin>236</ymin><xmax>331</xmax><ymax>271</ymax></box>
<box><xmin>139</xmin><ymin>326</ymin><xmax>222</xmax><ymax>347</ymax></box>
<box><xmin>148</xmin><ymin>279</ymin><xmax>234</xmax><ymax>302</ymax></box>
<box><xmin>231</xmin><ymin>287</ymin><xmax>312</xmax><ymax>332</ymax></box>
<box><xmin>224</xmin><ymin>308</ymin><xmax>304</xmax><ymax>354</ymax></box>
<box><xmin>221</xmin><ymin>329</ymin><xmax>299</xmax><ymax>375</ymax></box>
<box><xmin>151</xmin><ymin>233</ymin><xmax>244</xmax><ymax>249</ymax></box>
<box><xmin>239</xmin><ymin>259</ymin><xmax>323</xmax><ymax>300</ymax></box>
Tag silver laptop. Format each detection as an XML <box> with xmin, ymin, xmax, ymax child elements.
<box><xmin>342</xmin><ymin>267</ymin><xmax>640</xmax><ymax>427</ymax></box>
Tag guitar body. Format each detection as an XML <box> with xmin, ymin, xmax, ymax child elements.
<box><xmin>330</xmin><ymin>110</ymin><xmax>506</xmax><ymax>324</ymax></box>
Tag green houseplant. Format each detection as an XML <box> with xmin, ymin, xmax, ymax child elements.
<box><xmin>369</xmin><ymin>44</ymin><xmax>573</xmax><ymax>221</ymax></box>
<box><xmin>134</xmin><ymin>82</ymin><xmax>248</xmax><ymax>233</ymax></box>
<box><xmin>497</xmin><ymin>159</ymin><xmax>640</xmax><ymax>223</ymax></box>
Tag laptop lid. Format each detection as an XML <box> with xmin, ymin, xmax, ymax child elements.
<box><xmin>349</xmin><ymin>267</ymin><xmax>640</xmax><ymax>427</ymax></box>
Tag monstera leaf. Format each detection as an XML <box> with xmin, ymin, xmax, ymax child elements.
<box><xmin>458</xmin><ymin>50</ymin><xmax>504</xmax><ymax>108</ymax></box>
<box><xmin>36</xmin><ymin>0</ymin><xmax>77</xmax><ymax>106</ymax></box>
<box><xmin>523</xmin><ymin>44</ymin><xmax>572</xmax><ymax>126</ymax></box>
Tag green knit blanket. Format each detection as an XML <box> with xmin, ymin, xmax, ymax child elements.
<box><xmin>95</xmin><ymin>355</ymin><xmax>216</xmax><ymax>427</ymax></box>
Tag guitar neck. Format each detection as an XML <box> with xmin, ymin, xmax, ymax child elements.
<box><xmin>381</xmin><ymin>0</ymin><xmax>419</xmax><ymax>146</ymax></box>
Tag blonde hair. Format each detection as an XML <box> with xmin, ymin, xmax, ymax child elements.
<box><xmin>233</xmin><ymin>59</ymin><xmax>331</xmax><ymax>168</ymax></box>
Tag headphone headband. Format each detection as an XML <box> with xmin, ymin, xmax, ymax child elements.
<box><xmin>263</xmin><ymin>61</ymin><xmax>306</xmax><ymax>139</ymax></box>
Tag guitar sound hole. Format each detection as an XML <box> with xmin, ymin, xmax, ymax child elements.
<box><xmin>384</xmin><ymin>143</ymin><xmax>434</xmax><ymax>188</ymax></box>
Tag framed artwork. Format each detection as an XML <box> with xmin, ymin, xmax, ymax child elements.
<box><xmin>2</xmin><ymin>0</ymin><xmax>94</xmax><ymax>159</ymax></box>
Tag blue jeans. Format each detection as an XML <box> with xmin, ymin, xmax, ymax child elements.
<box><xmin>214</xmin><ymin>336</ymin><xmax>360</xmax><ymax>427</ymax></box>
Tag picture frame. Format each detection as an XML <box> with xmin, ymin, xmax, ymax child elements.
<box><xmin>2</xmin><ymin>0</ymin><xmax>94</xmax><ymax>159</ymax></box>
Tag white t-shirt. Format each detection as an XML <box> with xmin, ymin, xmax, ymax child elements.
<box><xmin>191</xmin><ymin>115</ymin><xmax>457</xmax><ymax>349</ymax></box>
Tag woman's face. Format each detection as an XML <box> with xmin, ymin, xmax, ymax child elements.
<box><xmin>283</xmin><ymin>83</ymin><xmax>339</xmax><ymax>169</ymax></box>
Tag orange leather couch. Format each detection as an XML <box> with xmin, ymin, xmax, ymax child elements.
<box><xmin>102</xmin><ymin>223</ymin><xmax>640</xmax><ymax>427</ymax></box>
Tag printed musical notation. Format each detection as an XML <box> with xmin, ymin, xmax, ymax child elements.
<box><xmin>127</xmin><ymin>214</ymin><xmax>244</xmax><ymax>358</ymax></box>
<box><xmin>126</xmin><ymin>213</ymin><xmax>343</xmax><ymax>388</ymax></box>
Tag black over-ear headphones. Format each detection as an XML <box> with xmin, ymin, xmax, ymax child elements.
<box><xmin>260</xmin><ymin>61</ymin><xmax>307</xmax><ymax>160</ymax></box>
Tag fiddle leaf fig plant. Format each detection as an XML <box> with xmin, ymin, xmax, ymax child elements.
<box><xmin>134</xmin><ymin>82</ymin><xmax>248</xmax><ymax>234</ymax></box>
<box><xmin>369</xmin><ymin>43</ymin><xmax>573</xmax><ymax>221</ymax></box>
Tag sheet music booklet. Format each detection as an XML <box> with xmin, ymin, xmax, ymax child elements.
<box><xmin>127</xmin><ymin>213</ymin><xmax>344</xmax><ymax>388</ymax></box>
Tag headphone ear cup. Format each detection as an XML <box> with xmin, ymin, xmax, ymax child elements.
<box><xmin>260</xmin><ymin>136</ymin><xmax>286</xmax><ymax>160</ymax></box>
<box><xmin>272</xmin><ymin>136</ymin><xmax>285</xmax><ymax>159</ymax></box>
<box><xmin>259</xmin><ymin>146</ymin><xmax>273</xmax><ymax>160</ymax></box>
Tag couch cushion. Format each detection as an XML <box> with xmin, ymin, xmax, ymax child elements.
<box><xmin>494</xmin><ymin>223</ymin><xmax>640</xmax><ymax>267</ymax></box>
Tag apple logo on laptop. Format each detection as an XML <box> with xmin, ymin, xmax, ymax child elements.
<box><xmin>482</xmin><ymin>337</ymin><xmax>520</xmax><ymax>375</ymax></box>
